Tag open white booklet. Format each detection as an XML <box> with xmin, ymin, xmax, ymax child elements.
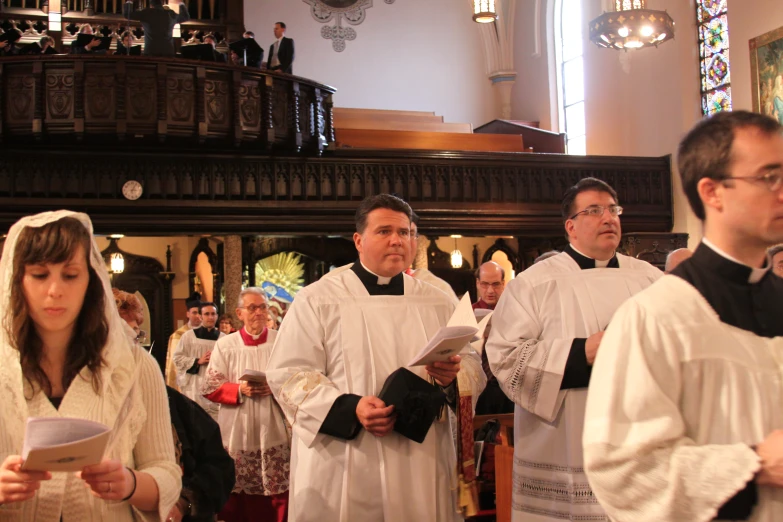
<box><xmin>239</xmin><ymin>369</ymin><xmax>266</xmax><ymax>383</ymax></box>
<box><xmin>407</xmin><ymin>293</ymin><xmax>488</xmax><ymax>366</ymax></box>
<box><xmin>21</xmin><ymin>417</ymin><xmax>111</xmax><ymax>472</ymax></box>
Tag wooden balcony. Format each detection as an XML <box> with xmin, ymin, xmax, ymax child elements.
<box><xmin>0</xmin><ymin>55</ymin><xmax>336</xmax><ymax>153</ymax></box>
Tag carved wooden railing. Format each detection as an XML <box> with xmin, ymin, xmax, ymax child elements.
<box><xmin>0</xmin><ymin>147</ymin><xmax>673</xmax><ymax>236</ymax></box>
<box><xmin>0</xmin><ymin>55</ymin><xmax>336</xmax><ymax>152</ymax></box>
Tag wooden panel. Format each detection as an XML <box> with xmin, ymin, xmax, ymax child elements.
<box><xmin>475</xmin><ymin>120</ymin><xmax>566</xmax><ymax>154</ymax></box>
<box><xmin>494</xmin><ymin>444</ymin><xmax>514</xmax><ymax>522</ymax></box>
<box><xmin>334</xmin><ymin>112</ymin><xmax>444</xmax><ymax>124</ymax></box>
<box><xmin>335</xmin><ymin>119</ymin><xmax>472</xmax><ymax>133</ymax></box>
<box><xmin>335</xmin><ymin>128</ymin><xmax>524</xmax><ymax>153</ymax></box>
<box><xmin>334</xmin><ymin>107</ymin><xmax>437</xmax><ymax>119</ymax></box>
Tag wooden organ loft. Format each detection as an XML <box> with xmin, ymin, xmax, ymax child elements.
<box><xmin>0</xmin><ymin>0</ymin><xmax>684</xmax><ymax>260</ymax></box>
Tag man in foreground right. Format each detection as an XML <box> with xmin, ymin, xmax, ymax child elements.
<box><xmin>584</xmin><ymin>110</ymin><xmax>783</xmax><ymax>521</ymax></box>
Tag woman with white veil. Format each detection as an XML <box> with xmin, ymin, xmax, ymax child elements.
<box><xmin>0</xmin><ymin>211</ymin><xmax>181</xmax><ymax>521</ymax></box>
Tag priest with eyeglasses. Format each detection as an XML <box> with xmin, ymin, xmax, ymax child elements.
<box><xmin>485</xmin><ymin>177</ymin><xmax>661</xmax><ymax>522</ymax></box>
<box><xmin>584</xmin><ymin>111</ymin><xmax>783</xmax><ymax>521</ymax></box>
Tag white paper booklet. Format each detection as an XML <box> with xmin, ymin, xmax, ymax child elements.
<box><xmin>21</xmin><ymin>417</ymin><xmax>111</xmax><ymax>472</ymax></box>
<box><xmin>407</xmin><ymin>294</ymin><xmax>479</xmax><ymax>366</ymax></box>
<box><xmin>239</xmin><ymin>369</ymin><xmax>266</xmax><ymax>383</ymax></box>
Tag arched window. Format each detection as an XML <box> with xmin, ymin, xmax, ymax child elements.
<box><xmin>697</xmin><ymin>0</ymin><xmax>732</xmax><ymax>115</ymax></box>
<box><xmin>555</xmin><ymin>0</ymin><xmax>586</xmax><ymax>155</ymax></box>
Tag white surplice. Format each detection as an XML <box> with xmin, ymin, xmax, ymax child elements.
<box><xmin>583</xmin><ymin>275</ymin><xmax>783</xmax><ymax>522</ymax></box>
<box><xmin>172</xmin><ymin>328</ymin><xmax>224</xmax><ymax>420</ymax></box>
<box><xmin>485</xmin><ymin>251</ymin><xmax>661</xmax><ymax>522</ymax></box>
<box><xmin>202</xmin><ymin>329</ymin><xmax>290</xmax><ymax>495</ymax></box>
<box><xmin>266</xmin><ymin>269</ymin><xmax>486</xmax><ymax>522</ymax></box>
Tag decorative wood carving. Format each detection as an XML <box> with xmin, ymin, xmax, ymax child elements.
<box><xmin>620</xmin><ymin>232</ymin><xmax>689</xmax><ymax>270</ymax></box>
<box><xmin>481</xmin><ymin>238</ymin><xmax>521</xmax><ymax>273</ymax></box>
<box><xmin>303</xmin><ymin>0</ymin><xmax>396</xmax><ymax>52</ymax></box>
<box><xmin>0</xmin><ymin>56</ymin><xmax>335</xmax><ymax>153</ymax></box>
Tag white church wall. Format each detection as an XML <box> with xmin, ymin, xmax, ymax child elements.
<box><xmin>243</xmin><ymin>1</ymin><xmax>497</xmax><ymax>127</ymax></box>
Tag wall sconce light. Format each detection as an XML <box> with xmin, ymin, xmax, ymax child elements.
<box><xmin>110</xmin><ymin>253</ymin><xmax>125</xmax><ymax>274</ymax></box>
<box><xmin>450</xmin><ymin>235</ymin><xmax>463</xmax><ymax>269</ymax></box>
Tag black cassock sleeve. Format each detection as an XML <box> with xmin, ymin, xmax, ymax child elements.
<box><xmin>714</xmin><ymin>479</ymin><xmax>757</xmax><ymax>520</ymax></box>
<box><xmin>319</xmin><ymin>393</ymin><xmax>363</xmax><ymax>440</ymax></box>
<box><xmin>559</xmin><ymin>338</ymin><xmax>593</xmax><ymax>390</ymax></box>
<box><xmin>168</xmin><ymin>387</ymin><xmax>235</xmax><ymax>519</ymax></box>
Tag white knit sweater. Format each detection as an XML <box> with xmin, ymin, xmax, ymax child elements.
<box><xmin>0</xmin><ymin>343</ymin><xmax>182</xmax><ymax>522</ymax></box>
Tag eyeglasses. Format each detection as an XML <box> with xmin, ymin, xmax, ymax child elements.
<box><xmin>569</xmin><ymin>205</ymin><xmax>623</xmax><ymax>220</ymax></box>
<box><xmin>238</xmin><ymin>304</ymin><xmax>268</xmax><ymax>314</ymax></box>
<box><xmin>478</xmin><ymin>281</ymin><xmax>503</xmax><ymax>290</ymax></box>
<box><xmin>723</xmin><ymin>170</ymin><xmax>783</xmax><ymax>192</ymax></box>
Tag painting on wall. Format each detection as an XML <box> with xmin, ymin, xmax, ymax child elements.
<box><xmin>750</xmin><ymin>25</ymin><xmax>783</xmax><ymax>124</ymax></box>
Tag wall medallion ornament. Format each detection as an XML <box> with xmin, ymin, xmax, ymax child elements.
<box><xmin>303</xmin><ymin>0</ymin><xmax>395</xmax><ymax>52</ymax></box>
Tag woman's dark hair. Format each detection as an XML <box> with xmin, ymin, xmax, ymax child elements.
<box><xmin>6</xmin><ymin>217</ymin><xmax>108</xmax><ymax>397</ymax></box>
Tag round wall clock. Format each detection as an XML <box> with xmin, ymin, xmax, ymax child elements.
<box><xmin>122</xmin><ymin>180</ymin><xmax>143</xmax><ymax>201</ymax></box>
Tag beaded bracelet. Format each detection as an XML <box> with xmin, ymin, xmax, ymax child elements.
<box><xmin>121</xmin><ymin>467</ymin><xmax>137</xmax><ymax>502</ymax></box>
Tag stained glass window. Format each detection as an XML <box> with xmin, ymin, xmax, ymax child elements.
<box><xmin>556</xmin><ymin>0</ymin><xmax>586</xmax><ymax>155</ymax></box>
<box><xmin>697</xmin><ymin>0</ymin><xmax>732</xmax><ymax>115</ymax></box>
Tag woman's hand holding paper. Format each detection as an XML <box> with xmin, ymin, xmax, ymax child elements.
<box><xmin>0</xmin><ymin>456</ymin><xmax>50</xmax><ymax>504</ymax></box>
<box><xmin>78</xmin><ymin>459</ymin><xmax>134</xmax><ymax>501</ymax></box>
<box><xmin>426</xmin><ymin>355</ymin><xmax>461</xmax><ymax>387</ymax></box>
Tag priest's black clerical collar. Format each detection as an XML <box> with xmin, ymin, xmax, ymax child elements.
<box><xmin>564</xmin><ymin>244</ymin><xmax>619</xmax><ymax>270</ymax></box>
<box><xmin>350</xmin><ymin>261</ymin><xmax>404</xmax><ymax>296</ymax></box>
<box><xmin>193</xmin><ymin>326</ymin><xmax>221</xmax><ymax>341</ymax></box>
<box><xmin>688</xmin><ymin>239</ymin><xmax>771</xmax><ymax>285</ymax></box>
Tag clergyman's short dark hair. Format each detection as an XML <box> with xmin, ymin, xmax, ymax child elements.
<box><xmin>355</xmin><ymin>194</ymin><xmax>412</xmax><ymax>234</ymax></box>
<box><xmin>561</xmin><ymin>177</ymin><xmax>619</xmax><ymax>222</ymax></box>
<box><xmin>276</xmin><ymin>22</ymin><xmax>287</xmax><ymax>30</ymax></box>
<box><xmin>199</xmin><ymin>302</ymin><xmax>218</xmax><ymax>313</ymax></box>
<box><xmin>677</xmin><ymin>110</ymin><xmax>782</xmax><ymax>221</ymax></box>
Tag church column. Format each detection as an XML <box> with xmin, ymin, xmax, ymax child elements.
<box><xmin>477</xmin><ymin>0</ymin><xmax>518</xmax><ymax>119</ymax></box>
<box><xmin>414</xmin><ymin>236</ymin><xmax>430</xmax><ymax>270</ymax></box>
<box><xmin>223</xmin><ymin>235</ymin><xmax>242</xmax><ymax>320</ymax></box>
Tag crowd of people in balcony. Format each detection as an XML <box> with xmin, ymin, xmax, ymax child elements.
<box><xmin>0</xmin><ymin>10</ymin><xmax>294</xmax><ymax>73</ymax></box>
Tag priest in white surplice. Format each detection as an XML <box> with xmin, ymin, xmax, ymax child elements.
<box><xmin>485</xmin><ymin>178</ymin><xmax>661</xmax><ymax>521</ymax></box>
<box><xmin>584</xmin><ymin>111</ymin><xmax>783</xmax><ymax>521</ymax></box>
<box><xmin>266</xmin><ymin>194</ymin><xmax>486</xmax><ymax>522</ymax></box>
<box><xmin>173</xmin><ymin>301</ymin><xmax>225</xmax><ymax>421</ymax></box>
<box><xmin>202</xmin><ymin>288</ymin><xmax>289</xmax><ymax>522</ymax></box>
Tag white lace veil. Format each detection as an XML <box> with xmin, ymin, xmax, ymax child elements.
<box><xmin>0</xmin><ymin>210</ymin><xmax>135</xmax><ymax>453</ymax></box>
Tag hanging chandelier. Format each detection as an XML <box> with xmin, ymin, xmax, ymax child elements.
<box><xmin>450</xmin><ymin>236</ymin><xmax>463</xmax><ymax>269</ymax></box>
<box><xmin>472</xmin><ymin>0</ymin><xmax>498</xmax><ymax>24</ymax></box>
<box><xmin>589</xmin><ymin>0</ymin><xmax>675</xmax><ymax>51</ymax></box>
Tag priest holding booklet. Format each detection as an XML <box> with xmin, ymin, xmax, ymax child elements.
<box><xmin>201</xmin><ymin>287</ymin><xmax>290</xmax><ymax>522</ymax></box>
<box><xmin>266</xmin><ymin>194</ymin><xmax>486</xmax><ymax>522</ymax></box>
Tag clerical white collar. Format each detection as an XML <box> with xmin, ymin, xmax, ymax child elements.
<box><xmin>243</xmin><ymin>327</ymin><xmax>263</xmax><ymax>340</ymax></box>
<box><xmin>569</xmin><ymin>244</ymin><xmax>612</xmax><ymax>268</ymax></box>
<box><xmin>360</xmin><ymin>261</ymin><xmax>393</xmax><ymax>285</ymax></box>
<box><xmin>701</xmin><ymin>238</ymin><xmax>770</xmax><ymax>284</ymax></box>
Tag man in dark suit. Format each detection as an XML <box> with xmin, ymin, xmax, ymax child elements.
<box><xmin>266</xmin><ymin>21</ymin><xmax>294</xmax><ymax>74</ymax></box>
<box><xmin>123</xmin><ymin>0</ymin><xmax>190</xmax><ymax>57</ymax></box>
